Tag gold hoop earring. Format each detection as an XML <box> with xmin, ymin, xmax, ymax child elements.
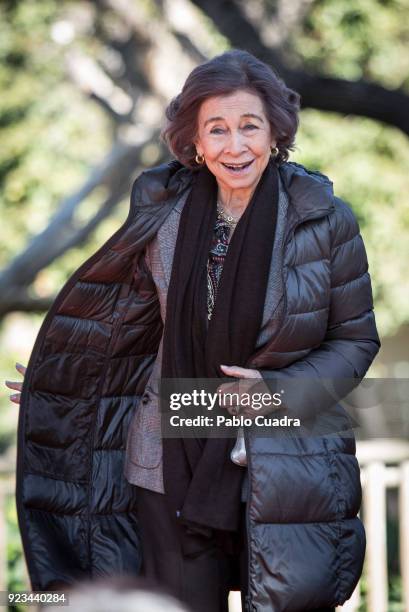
<box><xmin>271</xmin><ymin>146</ymin><xmax>279</xmax><ymax>158</ymax></box>
<box><xmin>195</xmin><ymin>153</ymin><xmax>205</xmax><ymax>165</ymax></box>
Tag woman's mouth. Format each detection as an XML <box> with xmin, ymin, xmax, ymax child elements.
<box><xmin>221</xmin><ymin>160</ymin><xmax>254</xmax><ymax>174</ymax></box>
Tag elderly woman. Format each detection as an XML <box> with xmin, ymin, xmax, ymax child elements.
<box><xmin>8</xmin><ymin>50</ymin><xmax>380</xmax><ymax>612</ymax></box>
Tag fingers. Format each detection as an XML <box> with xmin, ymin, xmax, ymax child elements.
<box><xmin>225</xmin><ymin>403</ymin><xmax>241</xmax><ymax>416</ymax></box>
<box><xmin>216</xmin><ymin>377</ymin><xmax>239</xmax><ymax>413</ymax></box>
<box><xmin>4</xmin><ymin>362</ymin><xmax>26</xmax><ymax>405</ymax></box>
<box><xmin>220</xmin><ymin>364</ymin><xmax>262</xmax><ymax>379</ymax></box>
<box><xmin>5</xmin><ymin>379</ymin><xmax>22</xmax><ymax>404</ymax></box>
<box><xmin>220</xmin><ymin>364</ymin><xmax>247</xmax><ymax>378</ymax></box>
<box><xmin>16</xmin><ymin>362</ymin><xmax>27</xmax><ymax>376</ymax></box>
<box><xmin>217</xmin><ymin>380</ymin><xmax>240</xmax><ymax>396</ymax></box>
<box><xmin>5</xmin><ymin>381</ymin><xmax>22</xmax><ymax>392</ymax></box>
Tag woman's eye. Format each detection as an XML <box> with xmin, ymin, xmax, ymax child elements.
<box><xmin>209</xmin><ymin>125</ymin><xmax>257</xmax><ymax>134</ymax></box>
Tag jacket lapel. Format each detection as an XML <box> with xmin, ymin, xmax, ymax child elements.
<box><xmin>157</xmin><ymin>188</ymin><xmax>191</xmax><ymax>286</ymax></box>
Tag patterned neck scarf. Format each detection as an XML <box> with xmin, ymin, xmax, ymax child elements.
<box><xmin>207</xmin><ymin>215</ymin><xmax>235</xmax><ymax>320</ymax></box>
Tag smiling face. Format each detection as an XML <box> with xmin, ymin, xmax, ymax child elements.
<box><xmin>194</xmin><ymin>89</ymin><xmax>275</xmax><ymax>202</ymax></box>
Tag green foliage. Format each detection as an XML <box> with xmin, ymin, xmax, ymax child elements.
<box><xmin>293</xmin><ymin>109</ymin><xmax>409</xmax><ymax>336</ymax></box>
<box><xmin>291</xmin><ymin>0</ymin><xmax>409</xmax><ymax>88</ymax></box>
<box><xmin>6</xmin><ymin>496</ymin><xmax>29</xmax><ymax>612</ymax></box>
<box><xmin>0</xmin><ymin>0</ymin><xmax>112</xmax><ymax>270</ymax></box>
<box><xmin>388</xmin><ymin>575</ymin><xmax>404</xmax><ymax>611</ymax></box>
<box><xmin>278</xmin><ymin>0</ymin><xmax>409</xmax><ymax>336</ymax></box>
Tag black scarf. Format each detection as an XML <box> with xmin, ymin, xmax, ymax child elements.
<box><xmin>161</xmin><ymin>158</ymin><xmax>279</xmax><ymax>553</ymax></box>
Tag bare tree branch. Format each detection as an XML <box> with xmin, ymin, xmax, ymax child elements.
<box><xmin>0</xmin><ymin>133</ymin><xmax>168</xmax><ymax>318</ymax></box>
<box><xmin>1</xmin><ymin>293</ymin><xmax>54</xmax><ymax>315</ymax></box>
<box><xmin>190</xmin><ymin>0</ymin><xmax>409</xmax><ymax>136</ymax></box>
<box><xmin>0</xmin><ymin>0</ymin><xmax>179</xmax><ymax>318</ymax></box>
<box><xmin>237</xmin><ymin>0</ymin><xmax>315</xmax><ymax>49</ymax></box>
<box><xmin>65</xmin><ymin>49</ymin><xmax>134</xmax><ymax>123</ymax></box>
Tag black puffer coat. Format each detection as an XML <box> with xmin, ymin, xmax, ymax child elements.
<box><xmin>16</xmin><ymin>160</ymin><xmax>380</xmax><ymax>611</ymax></box>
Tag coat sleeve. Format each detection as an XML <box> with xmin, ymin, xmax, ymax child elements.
<box><xmin>258</xmin><ymin>196</ymin><xmax>381</xmax><ymax>421</ymax></box>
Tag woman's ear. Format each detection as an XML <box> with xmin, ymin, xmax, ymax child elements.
<box><xmin>193</xmin><ymin>138</ymin><xmax>202</xmax><ymax>155</ymax></box>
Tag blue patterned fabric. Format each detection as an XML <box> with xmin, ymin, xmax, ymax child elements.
<box><xmin>207</xmin><ymin>214</ymin><xmax>234</xmax><ymax>320</ymax></box>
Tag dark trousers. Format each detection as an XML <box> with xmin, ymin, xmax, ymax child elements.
<box><xmin>134</xmin><ymin>486</ymin><xmax>335</xmax><ymax>612</ymax></box>
<box><xmin>135</xmin><ymin>486</ymin><xmax>248</xmax><ymax>612</ymax></box>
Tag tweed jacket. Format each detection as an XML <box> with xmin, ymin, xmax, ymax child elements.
<box><xmin>123</xmin><ymin>170</ymin><xmax>289</xmax><ymax>494</ymax></box>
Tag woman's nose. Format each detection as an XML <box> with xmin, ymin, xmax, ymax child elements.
<box><xmin>225</xmin><ymin>131</ymin><xmax>246</xmax><ymax>155</ymax></box>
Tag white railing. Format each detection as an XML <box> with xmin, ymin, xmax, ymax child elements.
<box><xmin>348</xmin><ymin>438</ymin><xmax>409</xmax><ymax>612</ymax></box>
<box><xmin>1</xmin><ymin>440</ymin><xmax>409</xmax><ymax>611</ymax></box>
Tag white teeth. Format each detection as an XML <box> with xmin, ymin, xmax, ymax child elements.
<box><xmin>223</xmin><ymin>161</ymin><xmax>252</xmax><ymax>169</ymax></box>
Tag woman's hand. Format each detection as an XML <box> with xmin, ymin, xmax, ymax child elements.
<box><xmin>220</xmin><ymin>365</ymin><xmax>262</xmax><ymax>379</ymax></box>
<box><xmin>5</xmin><ymin>362</ymin><xmax>27</xmax><ymax>405</ymax></box>
<box><xmin>219</xmin><ymin>364</ymin><xmax>274</xmax><ymax>418</ymax></box>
